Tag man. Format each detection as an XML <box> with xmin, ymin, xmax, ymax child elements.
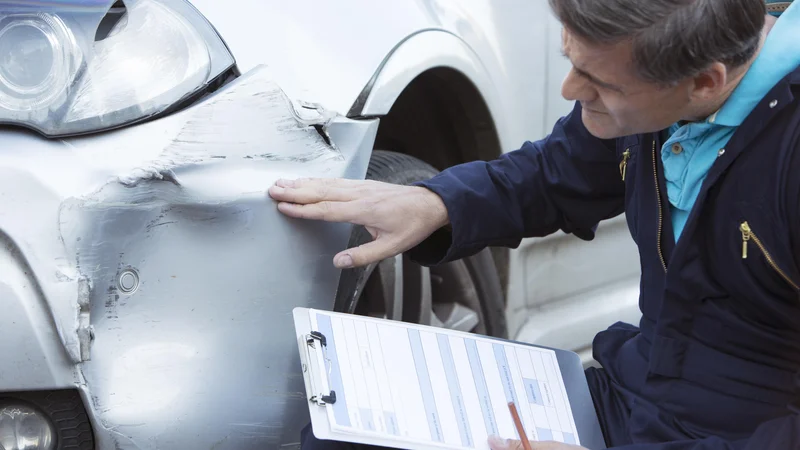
<box><xmin>269</xmin><ymin>0</ymin><xmax>800</xmax><ymax>448</ymax></box>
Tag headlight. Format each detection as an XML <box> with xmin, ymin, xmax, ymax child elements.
<box><xmin>0</xmin><ymin>403</ymin><xmax>55</xmax><ymax>450</ymax></box>
<box><xmin>0</xmin><ymin>0</ymin><xmax>235</xmax><ymax>137</ymax></box>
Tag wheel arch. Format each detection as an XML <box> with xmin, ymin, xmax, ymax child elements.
<box><xmin>349</xmin><ymin>30</ymin><xmax>507</xmax><ymax>169</ymax></box>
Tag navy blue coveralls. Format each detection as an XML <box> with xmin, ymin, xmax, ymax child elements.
<box><xmin>300</xmin><ymin>67</ymin><xmax>800</xmax><ymax>449</ymax></box>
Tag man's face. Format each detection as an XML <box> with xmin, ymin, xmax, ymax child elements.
<box><xmin>560</xmin><ymin>29</ymin><xmax>694</xmax><ymax>139</ymax></box>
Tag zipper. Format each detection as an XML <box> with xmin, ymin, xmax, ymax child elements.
<box><xmin>652</xmin><ymin>140</ymin><xmax>667</xmax><ymax>272</ymax></box>
<box><xmin>740</xmin><ymin>222</ymin><xmax>751</xmax><ymax>259</ymax></box>
<box><xmin>739</xmin><ymin>221</ymin><xmax>800</xmax><ymax>291</ymax></box>
<box><xmin>620</xmin><ymin>148</ymin><xmax>631</xmax><ymax>181</ymax></box>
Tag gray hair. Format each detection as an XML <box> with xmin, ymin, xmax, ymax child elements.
<box><xmin>548</xmin><ymin>0</ymin><xmax>766</xmax><ymax>85</ymax></box>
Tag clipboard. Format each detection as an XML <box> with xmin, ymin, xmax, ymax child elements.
<box><xmin>293</xmin><ymin>307</ymin><xmax>606</xmax><ymax>450</ymax></box>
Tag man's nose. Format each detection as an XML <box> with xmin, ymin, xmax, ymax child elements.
<box><xmin>561</xmin><ymin>68</ymin><xmax>595</xmax><ymax>102</ymax></box>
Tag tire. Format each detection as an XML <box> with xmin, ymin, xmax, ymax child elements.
<box><xmin>334</xmin><ymin>150</ymin><xmax>508</xmax><ymax>338</ymax></box>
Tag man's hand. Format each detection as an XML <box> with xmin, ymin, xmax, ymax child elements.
<box><xmin>488</xmin><ymin>436</ymin><xmax>588</xmax><ymax>450</ymax></box>
<box><xmin>267</xmin><ymin>178</ymin><xmax>449</xmax><ymax>268</ymax></box>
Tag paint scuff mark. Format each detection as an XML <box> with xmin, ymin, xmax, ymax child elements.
<box><xmin>146</xmin><ymin>220</ymin><xmax>177</xmax><ymax>230</ymax></box>
<box><xmin>77</xmin><ymin>275</ymin><xmax>93</xmax><ymax>361</ymax></box>
<box><xmin>118</xmin><ymin>168</ymin><xmax>181</xmax><ymax>188</ymax></box>
<box><xmin>110</xmin><ymin>66</ymin><xmax>343</xmax><ymax>188</ymax></box>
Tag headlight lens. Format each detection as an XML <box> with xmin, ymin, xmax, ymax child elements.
<box><xmin>0</xmin><ymin>13</ymin><xmax>78</xmax><ymax>113</ymax></box>
<box><xmin>0</xmin><ymin>403</ymin><xmax>55</xmax><ymax>450</ymax></box>
<box><xmin>0</xmin><ymin>0</ymin><xmax>235</xmax><ymax>137</ymax></box>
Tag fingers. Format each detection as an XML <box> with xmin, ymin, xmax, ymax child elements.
<box><xmin>268</xmin><ymin>178</ymin><xmax>365</xmax><ymax>204</ymax></box>
<box><xmin>333</xmin><ymin>237</ymin><xmax>406</xmax><ymax>268</ymax></box>
<box><xmin>507</xmin><ymin>440</ymin><xmax>526</xmax><ymax>450</ymax></box>
<box><xmin>269</xmin><ymin>184</ymin><xmax>352</xmax><ymax>204</ymax></box>
<box><xmin>488</xmin><ymin>437</ymin><xmax>579</xmax><ymax>450</ymax></box>
<box><xmin>488</xmin><ymin>436</ymin><xmax>523</xmax><ymax>450</ymax></box>
<box><xmin>269</xmin><ymin>177</ymin><xmax>427</xmax><ymax>269</ymax></box>
<box><xmin>276</xmin><ymin>200</ymin><xmax>367</xmax><ymax>223</ymax></box>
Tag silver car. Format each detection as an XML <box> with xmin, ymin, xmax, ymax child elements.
<box><xmin>0</xmin><ymin>0</ymin><xmax>641</xmax><ymax>449</ymax></box>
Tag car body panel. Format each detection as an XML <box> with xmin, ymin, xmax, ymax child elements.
<box><xmin>353</xmin><ymin>29</ymin><xmax>500</xmax><ymax>117</ymax></box>
<box><xmin>1</xmin><ymin>66</ymin><xmax>377</xmax><ymax>448</ymax></box>
<box><xmin>187</xmin><ymin>0</ymin><xmax>434</xmax><ymax>117</ymax></box>
<box><xmin>0</xmin><ymin>235</ymin><xmax>79</xmax><ymax>390</ymax></box>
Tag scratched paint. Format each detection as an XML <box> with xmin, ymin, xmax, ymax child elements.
<box><xmin>114</xmin><ymin>67</ymin><xmax>342</xmax><ymax>189</ymax></box>
<box><xmin>0</xmin><ymin>64</ymin><xmax>376</xmax><ymax>449</ymax></box>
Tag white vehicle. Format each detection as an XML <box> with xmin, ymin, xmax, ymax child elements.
<box><xmin>0</xmin><ymin>0</ymin><xmax>640</xmax><ymax>448</ymax></box>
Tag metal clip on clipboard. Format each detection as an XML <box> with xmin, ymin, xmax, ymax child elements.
<box><xmin>303</xmin><ymin>331</ymin><xmax>337</xmax><ymax>406</ymax></box>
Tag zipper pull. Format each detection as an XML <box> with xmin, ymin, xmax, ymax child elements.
<box><xmin>740</xmin><ymin>221</ymin><xmax>751</xmax><ymax>259</ymax></box>
<box><xmin>620</xmin><ymin>149</ymin><xmax>631</xmax><ymax>181</ymax></box>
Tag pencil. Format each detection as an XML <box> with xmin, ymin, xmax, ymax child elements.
<box><xmin>508</xmin><ymin>402</ymin><xmax>533</xmax><ymax>450</ymax></box>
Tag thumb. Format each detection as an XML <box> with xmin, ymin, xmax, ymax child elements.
<box><xmin>489</xmin><ymin>436</ymin><xmax>569</xmax><ymax>450</ymax></box>
<box><xmin>333</xmin><ymin>238</ymin><xmax>404</xmax><ymax>269</ymax></box>
<box><xmin>488</xmin><ymin>436</ymin><xmax>524</xmax><ymax>450</ymax></box>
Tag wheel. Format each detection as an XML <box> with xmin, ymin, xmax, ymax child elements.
<box><xmin>334</xmin><ymin>150</ymin><xmax>508</xmax><ymax>338</ymax></box>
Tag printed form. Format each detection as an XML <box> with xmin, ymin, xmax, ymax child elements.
<box><xmin>311</xmin><ymin>311</ymin><xmax>580</xmax><ymax>449</ymax></box>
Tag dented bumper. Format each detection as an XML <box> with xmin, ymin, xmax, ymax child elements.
<box><xmin>0</xmin><ymin>66</ymin><xmax>377</xmax><ymax>449</ymax></box>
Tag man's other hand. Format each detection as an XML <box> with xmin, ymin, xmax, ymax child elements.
<box><xmin>488</xmin><ymin>436</ymin><xmax>588</xmax><ymax>450</ymax></box>
<box><xmin>268</xmin><ymin>178</ymin><xmax>449</xmax><ymax>269</ymax></box>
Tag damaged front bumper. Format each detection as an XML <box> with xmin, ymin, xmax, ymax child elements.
<box><xmin>0</xmin><ymin>66</ymin><xmax>377</xmax><ymax>449</ymax></box>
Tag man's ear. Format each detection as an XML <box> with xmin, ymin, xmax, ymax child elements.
<box><xmin>689</xmin><ymin>62</ymin><xmax>728</xmax><ymax>101</ymax></box>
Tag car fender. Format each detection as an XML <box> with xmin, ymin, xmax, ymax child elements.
<box><xmin>0</xmin><ymin>215</ymin><xmax>79</xmax><ymax>390</ymax></box>
<box><xmin>187</xmin><ymin>0</ymin><xmax>438</xmax><ymax>117</ymax></box>
<box><xmin>349</xmin><ymin>29</ymin><xmax>511</xmax><ymax>148</ymax></box>
<box><xmin>0</xmin><ymin>153</ymin><xmax>96</xmax><ymax>372</ymax></box>
<box><xmin>0</xmin><ymin>66</ymin><xmax>381</xmax><ymax>448</ymax></box>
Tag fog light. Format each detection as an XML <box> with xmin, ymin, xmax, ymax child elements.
<box><xmin>0</xmin><ymin>403</ymin><xmax>55</xmax><ymax>450</ymax></box>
